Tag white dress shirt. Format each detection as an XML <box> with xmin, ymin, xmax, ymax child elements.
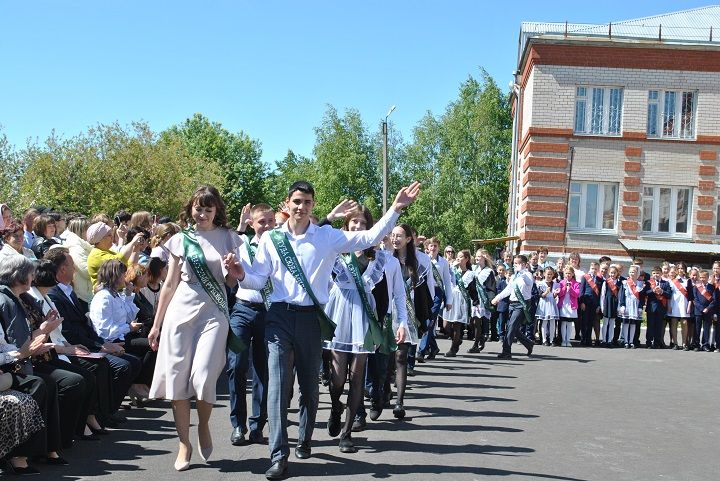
<box><xmin>235</xmin><ymin>234</ymin><xmax>264</xmax><ymax>304</ymax></box>
<box><xmin>430</xmin><ymin>254</ymin><xmax>453</xmax><ymax>305</ymax></box>
<box><xmin>495</xmin><ymin>269</ymin><xmax>534</xmax><ymax>302</ymax></box>
<box><xmin>383</xmin><ymin>254</ymin><xmax>409</xmax><ymax>329</ymax></box>
<box><xmin>89</xmin><ymin>289</ymin><xmax>139</xmax><ymax>341</ymax></box>
<box><xmin>240</xmin><ymin>209</ymin><xmax>400</xmax><ymax>306</ymax></box>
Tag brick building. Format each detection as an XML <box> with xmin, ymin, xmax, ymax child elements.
<box><xmin>508</xmin><ymin>6</ymin><xmax>720</xmax><ymax>266</ymax></box>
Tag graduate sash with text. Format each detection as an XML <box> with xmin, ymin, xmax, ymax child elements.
<box><xmin>246</xmin><ymin>241</ymin><xmax>273</xmax><ymax>310</ymax></box>
<box><xmin>649</xmin><ymin>278</ymin><xmax>668</xmax><ymax>308</ymax></box>
<box><xmin>268</xmin><ymin>230</ymin><xmax>337</xmax><ymax>341</ymax></box>
<box><xmin>512</xmin><ymin>274</ymin><xmax>533</xmax><ymax>325</ymax></box>
<box><xmin>340</xmin><ymin>253</ymin><xmax>385</xmax><ymax>352</ymax></box>
<box><xmin>182</xmin><ymin>229</ymin><xmax>246</xmax><ymax>354</ymax></box>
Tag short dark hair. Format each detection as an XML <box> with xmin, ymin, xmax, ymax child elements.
<box><xmin>44</xmin><ymin>247</ymin><xmax>70</xmax><ymax>271</ymax></box>
<box><xmin>287</xmin><ymin>181</ymin><xmax>315</xmax><ymax>198</ymax></box>
<box><xmin>514</xmin><ymin>254</ymin><xmax>528</xmax><ymax>264</ymax></box>
<box><xmin>126</xmin><ymin>226</ymin><xmax>150</xmax><ymax>244</ymax></box>
<box><xmin>34</xmin><ymin>259</ymin><xmax>59</xmax><ymax>288</ymax></box>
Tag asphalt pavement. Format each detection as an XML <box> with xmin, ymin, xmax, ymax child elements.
<box><xmin>39</xmin><ymin>337</ymin><xmax>720</xmax><ymax>481</ymax></box>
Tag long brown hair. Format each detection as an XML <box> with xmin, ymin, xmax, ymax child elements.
<box><xmin>393</xmin><ymin>223</ymin><xmax>418</xmax><ymax>288</ymax></box>
<box><xmin>95</xmin><ymin>259</ymin><xmax>128</xmax><ymax>294</ymax></box>
<box><xmin>342</xmin><ymin>206</ymin><xmax>376</xmax><ymax>260</ymax></box>
<box><xmin>184</xmin><ymin>185</ymin><xmax>229</xmax><ymax>228</ymax></box>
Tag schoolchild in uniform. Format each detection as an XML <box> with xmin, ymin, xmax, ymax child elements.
<box><xmin>491</xmin><ymin>255</ymin><xmax>535</xmax><ymax>359</ymax></box>
<box><xmin>579</xmin><ymin>262</ymin><xmax>603</xmax><ymax>346</ymax></box>
<box><xmin>596</xmin><ymin>262</ymin><xmax>609</xmax><ymax>343</ymax></box>
<box><xmin>599</xmin><ymin>264</ymin><xmax>620</xmax><ymax>347</ymax></box>
<box><xmin>553</xmin><ymin>257</ymin><xmax>566</xmax><ymax>345</ymax></box>
<box><xmin>557</xmin><ymin>266</ymin><xmax>580</xmax><ymax>347</ymax></box>
<box><xmin>495</xmin><ymin>264</ymin><xmax>510</xmax><ymax>343</ymax></box>
<box><xmin>568</xmin><ymin>253</ymin><xmax>584</xmax><ymax>341</ymax></box>
<box><xmin>612</xmin><ymin>263</ymin><xmax>627</xmax><ymax>346</ymax></box>
<box><xmin>535</xmin><ymin>267</ymin><xmax>559</xmax><ymax>345</ymax></box>
<box><xmin>468</xmin><ymin>249</ymin><xmax>496</xmax><ymax>353</ymax></box>
<box><xmin>419</xmin><ymin>237</ymin><xmax>453</xmax><ymax>361</ymax></box>
<box><xmin>668</xmin><ymin>262</ymin><xmax>692</xmax><ymax>350</ymax></box>
<box><xmin>692</xmin><ymin>270</ymin><xmax>716</xmax><ymax>352</ymax></box>
<box><xmin>645</xmin><ymin>266</ymin><xmax>671</xmax><ymax>349</ymax></box>
<box><xmin>444</xmin><ymin>249</ymin><xmax>474</xmax><ymax>357</ymax></box>
<box><xmin>617</xmin><ymin>265</ymin><xmax>646</xmax><ymax>349</ymax></box>
<box><xmin>713</xmin><ymin>261</ymin><xmax>720</xmax><ymax>351</ymax></box>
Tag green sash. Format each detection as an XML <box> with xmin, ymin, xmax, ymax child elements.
<box><xmin>513</xmin><ymin>280</ymin><xmax>533</xmax><ymax>325</ymax></box>
<box><xmin>404</xmin><ymin>280</ymin><xmax>422</xmax><ymax>331</ymax></box>
<box><xmin>181</xmin><ymin>229</ymin><xmax>246</xmax><ymax>354</ymax></box>
<box><xmin>431</xmin><ymin>262</ymin><xmax>444</xmax><ymax>297</ymax></box>
<box><xmin>379</xmin><ymin>314</ymin><xmax>398</xmax><ymax>355</ymax></box>
<box><xmin>245</xmin><ymin>241</ymin><xmax>273</xmax><ymax>310</ymax></box>
<box><xmin>268</xmin><ymin>230</ymin><xmax>337</xmax><ymax>341</ymax></box>
<box><xmin>340</xmin><ymin>253</ymin><xmax>385</xmax><ymax>352</ymax></box>
<box><xmin>474</xmin><ymin>268</ymin><xmax>495</xmax><ymax>312</ymax></box>
<box><xmin>454</xmin><ymin>268</ymin><xmax>471</xmax><ymax>308</ymax></box>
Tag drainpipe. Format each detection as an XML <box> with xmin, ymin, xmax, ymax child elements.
<box><xmin>508</xmin><ymin>74</ymin><xmax>522</xmax><ymax>254</ymax></box>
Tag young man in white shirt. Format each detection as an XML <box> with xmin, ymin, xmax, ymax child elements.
<box><xmin>236</xmin><ymin>180</ymin><xmax>420</xmax><ymax>480</ymax></box>
<box><xmin>491</xmin><ymin>254</ymin><xmax>535</xmax><ymax>359</ymax></box>
<box><xmin>419</xmin><ymin>237</ymin><xmax>453</xmax><ymax>360</ymax></box>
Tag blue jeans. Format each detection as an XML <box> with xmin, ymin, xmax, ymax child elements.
<box><xmin>227</xmin><ymin>302</ymin><xmax>268</xmax><ymax>434</ymax></box>
<box><xmin>265</xmin><ymin>304</ymin><xmax>321</xmax><ymax>463</ymax></box>
<box><xmin>418</xmin><ymin>292</ymin><xmax>442</xmax><ymax>356</ymax></box>
<box><xmin>503</xmin><ymin>305</ymin><xmax>533</xmax><ymax>354</ymax></box>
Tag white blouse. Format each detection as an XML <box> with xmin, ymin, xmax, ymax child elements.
<box><xmin>89</xmin><ymin>288</ymin><xmax>139</xmax><ymax>341</ymax></box>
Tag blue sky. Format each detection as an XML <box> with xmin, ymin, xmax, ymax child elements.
<box><xmin>0</xmin><ymin>1</ymin><xmax>712</xmax><ymax>166</ymax></box>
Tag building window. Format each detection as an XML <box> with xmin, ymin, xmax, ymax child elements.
<box><xmin>647</xmin><ymin>90</ymin><xmax>697</xmax><ymax>139</ymax></box>
<box><xmin>574</xmin><ymin>87</ymin><xmax>623</xmax><ymax>136</ymax></box>
<box><xmin>568</xmin><ymin>182</ymin><xmax>618</xmax><ymax>231</ymax></box>
<box><xmin>641</xmin><ymin>186</ymin><xmax>692</xmax><ymax>235</ymax></box>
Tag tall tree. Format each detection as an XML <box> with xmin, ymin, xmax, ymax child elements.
<box><xmin>164</xmin><ymin>113</ymin><xmax>266</xmax><ymax>224</ymax></box>
<box><xmin>403</xmin><ymin>70</ymin><xmax>512</xmax><ymax>249</ymax></box>
<box><xmin>264</xmin><ymin>149</ymin><xmax>318</xmax><ymax>208</ymax></box>
<box><xmin>312</xmin><ymin>106</ymin><xmax>382</xmax><ymax>217</ymax></box>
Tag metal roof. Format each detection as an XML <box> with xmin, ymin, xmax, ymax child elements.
<box><xmin>619</xmin><ymin>239</ymin><xmax>720</xmax><ymax>255</ymax></box>
<box><xmin>519</xmin><ymin>5</ymin><xmax>720</xmax><ymax>65</ymax></box>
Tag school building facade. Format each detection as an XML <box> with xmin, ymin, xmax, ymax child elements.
<box><xmin>507</xmin><ymin>6</ymin><xmax>720</xmax><ymax>266</ymax></box>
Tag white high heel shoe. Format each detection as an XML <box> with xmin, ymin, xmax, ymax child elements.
<box><xmin>174</xmin><ymin>444</ymin><xmax>192</xmax><ymax>471</ymax></box>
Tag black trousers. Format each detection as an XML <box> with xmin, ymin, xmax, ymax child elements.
<box><xmin>33</xmin><ymin>360</ymin><xmax>89</xmax><ymax>448</ymax></box>
<box><xmin>124</xmin><ymin>334</ymin><xmax>157</xmax><ymax>386</ymax></box>
<box><xmin>12</xmin><ymin>373</ymin><xmax>61</xmax><ymax>454</ymax></box>
<box><xmin>580</xmin><ymin>304</ymin><xmax>597</xmax><ymax>345</ymax></box>
<box><xmin>503</xmin><ymin>304</ymin><xmax>534</xmax><ymax>354</ymax></box>
<box><xmin>72</xmin><ymin>356</ymin><xmax>112</xmax><ymax>421</ymax></box>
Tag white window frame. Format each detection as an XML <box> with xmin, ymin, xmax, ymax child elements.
<box><xmin>641</xmin><ymin>185</ymin><xmax>693</xmax><ymax>236</ymax></box>
<box><xmin>574</xmin><ymin>86</ymin><xmax>624</xmax><ymax>136</ymax></box>
<box><xmin>646</xmin><ymin>89</ymin><xmax>698</xmax><ymax>139</ymax></box>
<box><xmin>567</xmin><ymin>182</ymin><xmax>619</xmax><ymax>232</ymax></box>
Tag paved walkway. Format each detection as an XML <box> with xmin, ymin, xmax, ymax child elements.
<box><xmin>42</xmin><ymin>338</ymin><xmax>719</xmax><ymax>481</ymax></box>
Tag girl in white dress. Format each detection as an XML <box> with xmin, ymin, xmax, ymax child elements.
<box><xmin>444</xmin><ymin>249</ymin><xmax>474</xmax><ymax>357</ymax></box>
<box><xmin>618</xmin><ymin>265</ymin><xmax>646</xmax><ymax>349</ymax></box>
<box><xmin>536</xmin><ymin>267</ymin><xmax>559</xmax><ymax>346</ymax></box>
<box><xmin>468</xmin><ymin>249</ymin><xmax>496</xmax><ymax>353</ymax></box>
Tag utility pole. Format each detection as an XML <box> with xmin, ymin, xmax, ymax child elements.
<box><xmin>382</xmin><ymin>105</ymin><xmax>396</xmax><ymax>213</ymax></box>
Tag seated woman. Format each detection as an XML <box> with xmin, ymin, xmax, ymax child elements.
<box><xmin>123</xmin><ymin>263</ymin><xmax>157</xmax><ymax>404</ymax></box>
<box><xmin>1</xmin><ymin>331</ymin><xmax>48</xmax><ymax>475</ymax></box>
<box><xmin>0</xmin><ymin>255</ymin><xmax>80</xmax><ymax>466</ymax></box>
<box><xmin>30</xmin><ymin>214</ymin><xmax>59</xmax><ymax>259</ymax></box>
<box><xmin>89</xmin><ymin>260</ymin><xmax>146</xmax><ymax>400</ymax></box>
<box><xmin>140</xmin><ymin>257</ymin><xmax>167</xmax><ymax>314</ymax></box>
<box><xmin>0</xmin><ymin>221</ymin><xmax>37</xmax><ymax>262</ymax></box>
<box><xmin>29</xmin><ymin>259</ymin><xmax>108</xmax><ymax>438</ymax></box>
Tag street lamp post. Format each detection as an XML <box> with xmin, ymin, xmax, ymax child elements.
<box><xmin>382</xmin><ymin>105</ymin><xmax>396</xmax><ymax>214</ymax></box>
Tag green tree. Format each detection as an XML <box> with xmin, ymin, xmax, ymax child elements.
<box><xmin>311</xmin><ymin>106</ymin><xmax>382</xmax><ymax>217</ymax></box>
<box><xmin>164</xmin><ymin>113</ymin><xmax>266</xmax><ymax>224</ymax></box>
<box><xmin>0</xmin><ymin>128</ymin><xmax>26</xmax><ymax>213</ymax></box>
<box><xmin>402</xmin><ymin>70</ymin><xmax>512</xmax><ymax>250</ymax></box>
<box><xmin>16</xmin><ymin>122</ymin><xmax>220</xmax><ymax>218</ymax></box>
<box><xmin>264</xmin><ymin>149</ymin><xmax>318</xmax><ymax>208</ymax></box>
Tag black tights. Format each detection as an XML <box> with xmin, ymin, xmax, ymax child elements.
<box><xmin>386</xmin><ymin>343</ymin><xmax>410</xmax><ymax>405</ymax></box>
<box><xmin>449</xmin><ymin>322</ymin><xmax>464</xmax><ymax>353</ymax></box>
<box><xmin>471</xmin><ymin>316</ymin><xmax>487</xmax><ymax>347</ymax></box>
<box><xmin>329</xmin><ymin>351</ymin><xmax>368</xmax><ymax>437</ymax></box>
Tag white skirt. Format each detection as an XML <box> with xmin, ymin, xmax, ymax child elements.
<box><xmin>444</xmin><ymin>286</ymin><xmax>469</xmax><ymax>324</ymax></box>
<box><xmin>323</xmin><ymin>285</ymin><xmax>372</xmax><ymax>353</ymax></box>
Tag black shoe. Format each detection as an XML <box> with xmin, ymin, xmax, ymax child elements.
<box><xmin>703</xmin><ymin>346</ymin><xmax>711</xmax><ymax>352</ymax></box>
<box><xmin>416</xmin><ymin>354</ymin><xmax>426</xmax><ymax>363</ymax></box>
<box><xmin>369</xmin><ymin>402</ymin><xmax>383</xmax><ymax>421</ymax></box>
<box><xmin>393</xmin><ymin>403</ymin><xmax>406</xmax><ymax>419</ymax></box>
<box><xmin>497</xmin><ymin>352</ymin><xmax>512</xmax><ymax>359</ymax></box>
<box><xmin>467</xmin><ymin>346</ymin><xmax>480</xmax><ymax>353</ymax></box>
<box><xmin>295</xmin><ymin>442</ymin><xmax>311</xmax><ymax>459</ymax></box>
<box><xmin>248</xmin><ymin>429</ymin><xmax>265</xmax><ymax>444</ymax></box>
<box><xmin>44</xmin><ymin>456</ymin><xmax>69</xmax><ymax>466</ymax></box>
<box><xmin>90</xmin><ymin>426</ymin><xmax>110</xmax><ymax>435</ymax></box>
<box><xmin>327</xmin><ymin>406</ymin><xmax>343</xmax><ymax>438</ymax></box>
<box><xmin>351</xmin><ymin>417</ymin><xmax>366</xmax><ymax>432</ymax></box>
<box><xmin>407</xmin><ymin>367</ymin><xmax>416</xmax><ymax>377</ymax></box>
<box><xmin>230</xmin><ymin>426</ymin><xmax>246</xmax><ymax>446</ymax></box>
<box><xmin>78</xmin><ymin>433</ymin><xmax>100</xmax><ymax>441</ymax></box>
<box><xmin>527</xmin><ymin>344</ymin><xmax>533</xmax><ymax>357</ymax></box>
<box><xmin>4</xmin><ymin>463</ymin><xmax>40</xmax><ymax>475</ymax></box>
<box><xmin>339</xmin><ymin>435</ymin><xmax>358</xmax><ymax>453</ymax></box>
<box><xmin>265</xmin><ymin>458</ymin><xmax>288</xmax><ymax>480</ymax></box>
<box><xmin>427</xmin><ymin>348</ymin><xmax>440</xmax><ymax>360</ymax></box>
<box><xmin>444</xmin><ymin>350</ymin><xmax>456</xmax><ymax>357</ymax></box>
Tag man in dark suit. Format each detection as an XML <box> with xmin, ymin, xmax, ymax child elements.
<box><xmin>45</xmin><ymin>248</ymin><xmax>140</xmax><ymax>422</ymax></box>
